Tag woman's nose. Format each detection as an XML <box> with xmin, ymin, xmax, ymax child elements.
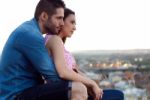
<box><xmin>73</xmin><ymin>26</ymin><xmax>76</xmax><ymax>31</ymax></box>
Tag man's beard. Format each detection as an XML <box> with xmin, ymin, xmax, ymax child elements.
<box><xmin>44</xmin><ymin>18</ymin><xmax>59</xmax><ymax>35</ymax></box>
<box><xmin>45</xmin><ymin>27</ymin><xmax>56</xmax><ymax>35</ymax></box>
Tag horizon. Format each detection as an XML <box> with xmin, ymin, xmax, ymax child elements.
<box><xmin>1</xmin><ymin>49</ymin><xmax>150</xmax><ymax>56</ymax></box>
<box><xmin>71</xmin><ymin>48</ymin><xmax>150</xmax><ymax>53</ymax></box>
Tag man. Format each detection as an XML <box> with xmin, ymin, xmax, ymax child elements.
<box><xmin>0</xmin><ymin>0</ymin><xmax>71</xmax><ymax>99</ymax></box>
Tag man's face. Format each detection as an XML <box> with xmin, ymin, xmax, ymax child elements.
<box><xmin>44</xmin><ymin>8</ymin><xmax>64</xmax><ymax>34</ymax></box>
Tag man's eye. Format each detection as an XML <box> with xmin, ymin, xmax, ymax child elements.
<box><xmin>71</xmin><ymin>21</ymin><xmax>75</xmax><ymax>24</ymax></box>
<box><xmin>57</xmin><ymin>17</ymin><xmax>63</xmax><ymax>20</ymax></box>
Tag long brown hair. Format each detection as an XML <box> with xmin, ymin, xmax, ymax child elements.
<box><xmin>61</xmin><ymin>8</ymin><xmax>75</xmax><ymax>43</ymax></box>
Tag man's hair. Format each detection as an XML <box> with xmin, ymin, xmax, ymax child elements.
<box><xmin>34</xmin><ymin>0</ymin><xmax>65</xmax><ymax>21</ymax></box>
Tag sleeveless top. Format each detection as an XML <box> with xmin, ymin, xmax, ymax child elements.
<box><xmin>45</xmin><ymin>34</ymin><xmax>76</xmax><ymax>70</ymax></box>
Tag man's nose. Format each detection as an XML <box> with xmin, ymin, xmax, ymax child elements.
<box><xmin>60</xmin><ymin>19</ymin><xmax>64</xmax><ymax>26</ymax></box>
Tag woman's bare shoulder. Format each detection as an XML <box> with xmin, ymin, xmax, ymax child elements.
<box><xmin>46</xmin><ymin>35</ymin><xmax>63</xmax><ymax>47</ymax></box>
<box><xmin>48</xmin><ymin>35</ymin><xmax>61</xmax><ymax>42</ymax></box>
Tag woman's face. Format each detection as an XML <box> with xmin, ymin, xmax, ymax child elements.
<box><xmin>61</xmin><ymin>14</ymin><xmax>76</xmax><ymax>37</ymax></box>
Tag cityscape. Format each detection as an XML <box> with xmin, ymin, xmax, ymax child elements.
<box><xmin>73</xmin><ymin>49</ymin><xmax>150</xmax><ymax>100</ymax></box>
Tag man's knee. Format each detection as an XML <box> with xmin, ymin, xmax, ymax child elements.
<box><xmin>71</xmin><ymin>82</ymin><xmax>88</xmax><ymax>99</ymax></box>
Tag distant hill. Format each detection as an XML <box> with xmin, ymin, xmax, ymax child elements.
<box><xmin>73</xmin><ymin>49</ymin><xmax>150</xmax><ymax>55</ymax></box>
<box><xmin>73</xmin><ymin>49</ymin><xmax>150</xmax><ymax>67</ymax></box>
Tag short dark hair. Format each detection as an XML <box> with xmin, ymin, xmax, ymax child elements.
<box><xmin>34</xmin><ymin>0</ymin><xmax>65</xmax><ymax>21</ymax></box>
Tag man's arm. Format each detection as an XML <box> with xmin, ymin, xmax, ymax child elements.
<box><xmin>15</xmin><ymin>29</ymin><xmax>54</xmax><ymax>79</ymax></box>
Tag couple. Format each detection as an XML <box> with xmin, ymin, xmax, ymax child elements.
<box><xmin>0</xmin><ymin>0</ymin><xmax>124</xmax><ymax>100</ymax></box>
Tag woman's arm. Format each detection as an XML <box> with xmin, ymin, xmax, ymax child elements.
<box><xmin>46</xmin><ymin>35</ymin><xmax>94</xmax><ymax>87</ymax></box>
<box><xmin>46</xmin><ymin>35</ymin><xmax>103</xmax><ymax>99</ymax></box>
<box><xmin>73</xmin><ymin>64</ymin><xmax>86</xmax><ymax>76</ymax></box>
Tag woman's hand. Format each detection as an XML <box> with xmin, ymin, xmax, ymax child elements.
<box><xmin>93</xmin><ymin>83</ymin><xmax>103</xmax><ymax>100</ymax></box>
<box><xmin>88</xmin><ymin>80</ymin><xmax>103</xmax><ymax>100</ymax></box>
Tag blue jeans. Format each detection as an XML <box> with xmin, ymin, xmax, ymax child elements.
<box><xmin>88</xmin><ymin>89</ymin><xmax>124</xmax><ymax>100</ymax></box>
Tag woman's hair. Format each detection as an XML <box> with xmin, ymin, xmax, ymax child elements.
<box><xmin>64</xmin><ymin>8</ymin><xmax>75</xmax><ymax>21</ymax></box>
<box><xmin>34</xmin><ymin>0</ymin><xmax>65</xmax><ymax>21</ymax></box>
<box><xmin>62</xmin><ymin>8</ymin><xmax>75</xmax><ymax>43</ymax></box>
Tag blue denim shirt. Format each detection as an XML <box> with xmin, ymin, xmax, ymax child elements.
<box><xmin>0</xmin><ymin>18</ymin><xmax>60</xmax><ymax>100</ymax></box>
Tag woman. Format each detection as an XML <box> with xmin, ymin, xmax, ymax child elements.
<box><xmin>45</xmin><ymin>8</ymin><xmax>124</xmax><ymax>100</ymax></box>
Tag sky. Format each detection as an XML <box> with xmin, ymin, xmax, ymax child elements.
<box><xmin>0</xmin><ymin>0</ymin><xmax>150</xmax><ymax>53</ymax></box>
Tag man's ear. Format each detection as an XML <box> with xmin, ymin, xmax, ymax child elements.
<box><xmin>40</xmin><ymin>12</ymin><xmax>48</xmax><ymax>22</ymax></box>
